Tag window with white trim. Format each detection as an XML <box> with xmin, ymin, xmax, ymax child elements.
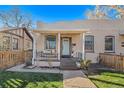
<box><xmin>105</xmin><ymin>36</ymin><xmax>115</xmax><ymax>52</ymax></box>
<box><xmin>46</xmin><ymin>35</ymin><xmax>56</xmax><ymax>49</ymax></box>
<box><xmin>85</xmin><ymin>35</ymin><xmax>94</xmax><ymax>52</ymax></box>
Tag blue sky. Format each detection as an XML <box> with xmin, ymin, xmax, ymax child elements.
<box><xmin>0</xmin><ymin>5</ymin><xmax>95</xmax><ymax>23</ymax></box>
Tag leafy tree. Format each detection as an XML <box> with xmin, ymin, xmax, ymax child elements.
<box><xmin>86</xmin><ymin>5</ymin><xmax>124</xmax><ymax>19</ymax></box>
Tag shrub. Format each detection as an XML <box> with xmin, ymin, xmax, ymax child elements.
<box><xmin>80</xmin><ymin>59</ymin><xmax>91</xmax><ymax>70</ymax></box>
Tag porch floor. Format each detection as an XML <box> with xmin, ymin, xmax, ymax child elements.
<box><xmin>60</xmin><ymin>58</ymin><xmax>79</xmax><ymax>70</ymax></box>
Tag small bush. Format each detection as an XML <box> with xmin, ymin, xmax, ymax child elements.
<box><xmin>80</xmin><ymin>59</ymin><xmax>91</xmax><ymax>70</ymax></box>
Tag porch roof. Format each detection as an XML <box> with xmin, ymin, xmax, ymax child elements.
<box><xmin>33</xmin><ymin>29</ymin><xmax>89</xmax><ymax>34</ymax></box>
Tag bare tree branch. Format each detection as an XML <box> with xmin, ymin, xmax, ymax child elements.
<box><xmin>0</xmin><ymin>6</ymin><xmax>33</xmax><ymax>29</ymax></box>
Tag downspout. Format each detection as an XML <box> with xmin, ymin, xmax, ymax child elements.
<box><xmin>28</xmin><ymin>30</ymin><xmax>36</xmax><ymax>65</ymax></box>
<box><xmin>32</xmin><ymin>36</ymin><xmax>36</xmax><ymax>65</ymax></box>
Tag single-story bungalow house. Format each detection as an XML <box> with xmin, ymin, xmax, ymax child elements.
<box><xmin>1</xmin><ymin>19</ymin><xmax>124</xmax><ymax>70</ymax></box>
<box><xmin>32</xmin><ymin>19</ymin><xmax>124</xmax><ymax>64</ymax></box>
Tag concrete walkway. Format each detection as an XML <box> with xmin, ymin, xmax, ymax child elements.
<box><xmin>63</xmin><ymin>70</ymin><xmax>96</xmax><ymax>88</ymax></box>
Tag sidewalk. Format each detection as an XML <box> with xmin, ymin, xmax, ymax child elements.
<box><xmin>63</xmin><ymin>70</ymin><xmax>96</xmax><ymax>88</ymax></box>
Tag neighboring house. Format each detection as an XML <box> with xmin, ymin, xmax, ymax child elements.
<box><xmin>32</xmin><ymin>19</ymin><xmax>124</xmax><ymax>63</ymax></box>
<box><xmin>0</xmin><ymin>28</ymin><xmax>33</xmax><ymax>69</ymax></box>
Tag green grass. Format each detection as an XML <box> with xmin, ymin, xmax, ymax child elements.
<box><xmin>89</xmin><ymin>70</ymin><xmax>124</xmax><ymax>88</ymax></box>
<box><xmin>0</xmin><ymin>71</ymin><xmax>63</xmax><ymax>88</ymax></box>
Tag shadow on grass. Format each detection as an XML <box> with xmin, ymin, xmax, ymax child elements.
<box><xmin>89</xmin><ymin>69</ymin><xmax>124</xmax><ymax>76</ymax></box>
<box><xmin>103</xmin><ymin>74</ymin><xmax>124</xmax><ymax>79</ymax></box>
<box><xmin>0</xmin><ymin>71</ymin><xmax>63</xmax><ymax>88</ymax></box>
<box><xmin>89</xmin><ymin>77</ymin><xmax>124</xmax><ymax>88</ymax></box>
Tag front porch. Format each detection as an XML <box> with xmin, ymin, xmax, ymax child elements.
<box><xmin>32</xmin><ymin>30</ymin><xmax>86</xmax><ymax>69</ymax></box>
<box><xmin>32</xmin><ymin>30</ymin><xmax>86</xmax><ymax>64</ymax></box>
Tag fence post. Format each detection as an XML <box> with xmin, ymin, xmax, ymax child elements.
<box><xmin>122</xmin><ymin>57</ymin><xmax>124</xmax><ymax>72</ymax></box>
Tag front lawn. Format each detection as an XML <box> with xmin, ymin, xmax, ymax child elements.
<box><xmin>89</xmin><ymin>70</ymin><xmax>124</xmax><ymax>88</ymax></box>
<box><xmin>0</xmin><ymin>71</ymin><xmax>63</xmax><ymax>88</ymax></box>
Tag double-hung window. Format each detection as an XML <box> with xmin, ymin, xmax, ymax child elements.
<box><xmin>85</xmin><ymin>35</ymin><xmax>94</xmax><ymax>52</ymax></box>
<box><xmin>105</xmin><ymin>36</ymin><xmax>115</xmax><ymax>52</ymax></box>
<box><xmin>46</xmin><ymin>35</ymin><xmax>56</xmax><ymax>49</ymax></box>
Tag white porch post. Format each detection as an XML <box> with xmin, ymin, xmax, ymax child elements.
<box><xmin>81</xmin><ymin>32</ymin><xmax>85</xmax><ymax>60</ymax></box>
<box><xmin>58</xmin><ymin>33</ymin><xmax>61</xmax><ymax>60</ymax></box>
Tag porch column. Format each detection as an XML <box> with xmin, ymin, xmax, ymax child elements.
<box><xmin>58</xmin><ymin>33</ymin><xmax>61</xmax><ymax>60</ymax></box>
<box><xmin>81</xmin><ymin>33</ymin><xmax>85</xmax><ymax>60</ymax></box>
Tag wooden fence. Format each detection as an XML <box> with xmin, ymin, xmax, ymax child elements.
<box><xmin>99</xmin><ymin>53</ymin><xmax>124</xmax><ymax>71</ymax></box>
<box><xmin>0</xmin><ymin>50</ymin><xmax>32</xmax><ymax>69</ymax></box>
<box><xmin>24</xmin><ymin>50</ymin><xmax>33</xmax><ymax>62</ymax></box>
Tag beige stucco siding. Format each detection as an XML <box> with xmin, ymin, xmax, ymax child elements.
<box><xmin>34</xmin><ymin>29</ymin><xmax>124</xmax><ymax>63</ymax></box>
<box><xmin>61</xmin><ymin>34</ymin><xmax>82</xmax><ymax>57</ymax></box>
<box><xmin>34</xmin><ymin>19</ymin><xmax>124</xmax><ymax>63</ymax></box>
<box><xmin>34</xmin><ymin>33</ymin><xmax>58</xmax><ymax>52</ymax></box>
<box><xmin>72</xmin><ymin>34</ymin><xmax>81</xmax><ymax>56</ymax></box>
<box><xmin>119</xmin><ymin>36</ymin><xmax>124</xmax><ymax>54</ymax></box>
<box><xmin>33</xmin><ymin>32</ymin><xmax>84</xmax><ymax>58</ymax></box>
<box><xmin>37</xmin><ymin>19</ymin><xmax>124</xmax><ymax>31</ymax></box>
<box><xmin>34</xmin><ymin>33</ymin><xmax>45</xmax><ymax>52</ymax></box>
<box><xmin>85</xmin><ymin>29</ymin><xmax>124</xmax><ymax>63</ymax></box>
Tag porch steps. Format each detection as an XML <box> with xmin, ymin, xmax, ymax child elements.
<box><xmin>60</xmin><ymin>58</ymin><xmax>79</xmax><ymax>70</ymax></box>
<box><xmin>35</xmin><ymin>57</ymin><xmax>58</xmax><ymax>61</ymax></box>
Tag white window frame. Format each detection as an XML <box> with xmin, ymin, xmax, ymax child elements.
<box><xmin>45</xmin><ymin>35</ymin><xmax>56</xmax><ymax>49</ymax></box>
<box><xmin>105</xmin><ymin>36</ymin><xmax>115</xmax><ymax>53</ymax></box>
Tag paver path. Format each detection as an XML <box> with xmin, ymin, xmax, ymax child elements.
<box><xmin>63</xmin><ymin>70</ymin><xmax>96</xmax><ymax>88</ymax></box>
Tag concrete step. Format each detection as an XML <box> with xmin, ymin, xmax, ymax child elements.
<box><xmin>35</xmin><ymin>57</ymin><xmax>58</xmax><ymax>61</ymax></box>
<box><xmin>60</xmin><ymin>58</ymin><xmax>79</xmax><ymax>70</ymax></box>
<box><xmin>60</xmin><ymin>67</ymin><xmax>79</xmax><ymax>70</ymax></box>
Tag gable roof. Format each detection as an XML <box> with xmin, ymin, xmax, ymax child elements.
<box><xmin>0</xmin><ymin>27</ymin><xmax>33</xmax><ymax>41</ymax></box>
